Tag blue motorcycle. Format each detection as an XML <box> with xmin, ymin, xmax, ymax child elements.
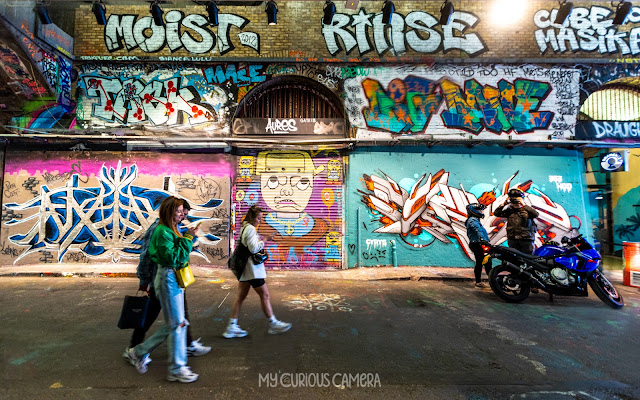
<box><xmin>483</xmin><ymin>234</ymin><xmax>624</xmax><ymax>309</ymax></box>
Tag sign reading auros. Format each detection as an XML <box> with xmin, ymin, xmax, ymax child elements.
<box><xmin>266</xmin><ymin>118</ymin><xmax>298</xmax><ymax>134</ymax></box>
<box><xmin>233</xmin><ymin>118</ymin><xmax>345</xmax><ymax>135</ymax></box>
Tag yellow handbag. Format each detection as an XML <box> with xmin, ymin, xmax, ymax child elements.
<box><xmin>175</xmin><ymin>262</ymin><xmax>195</xmax><ymax>288</ymax></box>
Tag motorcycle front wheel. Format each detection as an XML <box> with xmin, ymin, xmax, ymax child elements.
<box><xmin>488</xmin><ymin>264</ymin><xmax>531</xmax><ymax>303</ymax></box>
<box><xmin>588</xmin><ymin>270</ymin><xmax>624</xmax><ymax>309</ymax></box>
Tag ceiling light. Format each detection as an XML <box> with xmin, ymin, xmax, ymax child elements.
<box><xmin>323</xmin><ymin>1</ymin><xmax>336</xmax><ymax>25</ymax></box>
<box><xmin>150</xmin><ymin>0</ymin><xmax>164</xmax><ymax>27</ymax></box>
<box><xmin>554</xmin><ymin>0</ymin><xmax>573</xmax><ymax>25</ymax></box>
<box><xmin>206</xmin><ymin>1</ymin><xmax>219</xmax><ymax>26</ymax></box>
<box><xmin>490</xmin><ymin>0</ymin><xmax>527</xmax><ymax>27</ymax></box>
<box><xmin>36</xmin><ymin>1</ymin><xmax>52</xmax><ymax>25</ymax></box>
<box><xmin>92</xmin><ymin>0</ymin><xmax>107</xmax><ymax>26</ymax></box>
<box><xmin>439</xmin><ymin>0</ymin><xmax>454</xmax><ymax>26</ymax></box>
<box><xmin>381</xmin><ymin>0</ymin><xmax>394</xmax><ymax>25</ymax></box>
<box><xmin>613</xmin><ymin>0</ymin><xmax>632</xmax><ymax>25</ymax></box>
<box><xmin>266</xmin><ymin>0</ymin><xmax>278</xmax><ymax>25</ymax></box>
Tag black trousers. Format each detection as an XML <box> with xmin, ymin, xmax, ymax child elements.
<box><xmin>507</xmin><ymin>238</ymin><xmax>534</xmax><ymax>254</ymax></box>
<box><xmin>469</xmin><ymin>242</ymin><xmax>492</xmax><ymax>283</ymax></box>
<box><xmin>129</xmin><ymin>287</ymin><xmax>194</xmax><ymax>348</ymax></box>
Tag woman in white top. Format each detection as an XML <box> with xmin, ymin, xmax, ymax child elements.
<box><xmin>223</xmin><ymin>205</ymin><xmax>292</xmax><ymax>338</ymax></box>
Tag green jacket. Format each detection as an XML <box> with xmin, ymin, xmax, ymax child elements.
<box><xmin>149</xmin><ymin>224</ymin><xmax>194</xmax><ymax>268</ymax></box>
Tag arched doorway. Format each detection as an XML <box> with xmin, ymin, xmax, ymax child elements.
<box><xmin>234</xmin><ymin>75</ymin><xmax>344</xmax><ymax>120</ymax></box>
<box><xmin>232</xmin><ymin>76</ymin><xmax>345</xmax><ymax>137</ymax></box>
<box><xmin>580</xmin><ymin>77</ymin><xmax>640</xmax><ymax>121</ymax></box>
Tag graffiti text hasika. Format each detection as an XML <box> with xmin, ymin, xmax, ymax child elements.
<box><xmin>322</xmin><ymin>9</ymin><xmax>486</xmax><ymax>57</ymax></box>
<box><xmin>534</xmin><ymin>6</ymin><xmax>640</xmax><ymax>55</ymax></box>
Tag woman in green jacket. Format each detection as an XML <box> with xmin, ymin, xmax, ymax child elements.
<box><xmin>125</xmin><ymin>196</ymin><xmax>201</xmax><ymax>383</ymax></box>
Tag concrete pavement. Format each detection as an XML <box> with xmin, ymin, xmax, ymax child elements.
<box><xmin>1</xmin><ymin>272</ymin><xmax>638</xmax><ymax>400</ymax></box>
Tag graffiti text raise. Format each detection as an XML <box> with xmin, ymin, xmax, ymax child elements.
<box><xmin>322</xmin><ymin>9</ymin><xmax>486</xmax><ymax>57</ymax></box>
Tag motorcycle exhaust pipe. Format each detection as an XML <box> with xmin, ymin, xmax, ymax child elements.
<box><xmin>503</xmin><ymin>262</ymin><xmax>547</xmax><ymax>290</ymax></box>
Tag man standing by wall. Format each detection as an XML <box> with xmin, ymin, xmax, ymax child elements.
<box><xmin>494</xmin><ymin>188</ymin><xmax>539</xmax><ymax>254</ymax></box>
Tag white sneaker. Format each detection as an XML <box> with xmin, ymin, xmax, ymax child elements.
<box><xmin>167</xmin><ymin>366</ymin><xmax>199</xmax><ymax>383</ymax></box>
<box><xmin>223</xmin><ymin>324</ymin><xmax>248</xmax><ymax>338</ymax></box>
<box><xmin>268</xmin><ymin>320</ymin><xmax>292</xmax><ymax>335</ymax></box>
<box><xmin>125</xmin><ymin>347</ymin><xmax>151</xmax><ymax>374</ymax></box>
<box><xmin>186</xmin><ymin>338</ymin><xmax>211</xmax><ymax>356</ymax></box>
<box><xmin>123</xmin><ymin>347</ymin><xmax>151</xmax><ymax>363</ymax></box>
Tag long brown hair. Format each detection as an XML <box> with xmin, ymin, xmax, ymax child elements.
<box><xmin>242</xmin><ymin>205</ymin><xmax>262</xmax><ymax>226</ymax></box>
<box><xmin>158</xmin><ymin>196</ymin><xmax>183</xmax><ymax>237</ymax></box>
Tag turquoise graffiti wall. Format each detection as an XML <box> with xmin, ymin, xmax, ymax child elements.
<box><xmin>346</xmin><ymin>146</ymin><xmax>592</xmax><ymax>268</ymax></box>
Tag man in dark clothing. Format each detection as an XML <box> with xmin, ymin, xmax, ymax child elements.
<box><xmin>127</xmin><ymin>218</ymin><xmax>162</xmax><ymax>349</ymax></box>
<box><xmin>493</xmin><ymin>188</ymin><xmax>540</xmax><ymax>293</ymax></box>
<box><xmin>493</xmin><ymin>188</ymin><xmax>539</xmax><ymax>254</ymax></box>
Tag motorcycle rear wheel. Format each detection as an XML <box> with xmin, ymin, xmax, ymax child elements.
<box><xmin>488</xmin><ymin>264</ymin><xmax>531</xmax><ymax>303</ymax></box>
<box><xmin>588</xmin><ymin>270</ymin><xmax>624</xmax><ymax>309</ymax></box>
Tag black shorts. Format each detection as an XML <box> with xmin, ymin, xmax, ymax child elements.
<box><xmin>249</xmin><ymin>279</ymin><xmax>265</xmax><ymax>288</ymax></box>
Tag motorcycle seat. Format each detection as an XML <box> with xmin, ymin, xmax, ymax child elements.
<box><xmin>493</xmin><ymin>246</ymin><xmax>541</xmax><ymax>261</ymax></box>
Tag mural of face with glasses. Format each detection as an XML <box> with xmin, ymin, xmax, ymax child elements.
<box><xmin>257</xmin><ymin>151</ymin><xmax>324</xmax><ymax>216</ymax></box>
<box><xmin>256</xmin><ymin>150</ymin><xmax>325</xmax><ymax>236</ymax></box>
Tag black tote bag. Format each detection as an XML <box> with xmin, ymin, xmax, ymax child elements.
<box><xmin>117</xmin><ymin>293</ymin><xmax>150</xmax><ymax>329</ymax></box>
<box><xmin>228</xmin><ymin>241</ymin><xmax>251</xmax><ymax>280</ymax></box>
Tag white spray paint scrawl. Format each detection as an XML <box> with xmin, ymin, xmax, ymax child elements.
<box><xmin>549</xmin><ymin>175</ymin><xmax>573</xmax><ymax>193</ymax></box>
<box><xmin>366</xmin><ymin>239</ymin><xmax>388</xmax><ymax>251</ymax></box>
<box><xmin>284</xmin><ymin>294</ymin><xmax>353</xmax><ymax>312</ymax></box>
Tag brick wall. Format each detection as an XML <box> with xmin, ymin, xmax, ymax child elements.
<box><xmin>74</xmin><ymin>1</ymin><xmax>640</xmax><ymax>62</ymax></box>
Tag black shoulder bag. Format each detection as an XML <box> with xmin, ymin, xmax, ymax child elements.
<box><xmin>227</xmin><ymin>226</ymin><xmax>269</xmax><ymax>279</ymax></box>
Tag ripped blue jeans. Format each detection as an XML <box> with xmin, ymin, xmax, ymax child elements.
<box><xmin>133</xmin><ymin>267</ymin><xmax>188</xmax><ymax>374</ymax></box>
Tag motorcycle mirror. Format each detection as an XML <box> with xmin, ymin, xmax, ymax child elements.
<box><xmin>561</xmin><ymin>236</ymin><xmax>569</xmax><ymax>244</ymax></box>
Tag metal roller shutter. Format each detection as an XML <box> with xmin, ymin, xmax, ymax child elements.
<box><xmin>232</xmin><ymin>149</ymin><xmax>344</xmax><ymax>269</ymax></box>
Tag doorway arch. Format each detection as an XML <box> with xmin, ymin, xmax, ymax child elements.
<box><xmin>234</xmin><ymin>75</ymin><xmax>344</xmax><ymax>119</ymax></box>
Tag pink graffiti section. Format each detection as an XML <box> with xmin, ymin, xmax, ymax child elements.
<box><xmin>4</xmin><ymin>153</ymin><xmax>233</xmax><ymax>177</ymax></box>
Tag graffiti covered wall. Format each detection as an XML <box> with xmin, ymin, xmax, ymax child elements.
<box><xmin>0</xmin><ymin>17</ymin><xmax>74</xmax><ymax>130</ymax></box>
<box><xmin>74</xmin><ymin>2</ymin><xmax>640</xmax><ymax>62</ymax></box>
<box><xmin>76</xmin><ymin>63</ymin><xmax>580</xmax><ymax>142</ymax></box>
<box><xmin>1</xmin><ymin>152</ymin><xmax>232</xmax><ymax>266</ymax></box>
<box><xmin>345</xmin><ymin>64</ymin><xmax>580</xmax><ymax>141</ymax></box>
<box><xmin>76</xmin><ymin>62</ymin><xmax>344</xmax><ymax>134</ymax></box>
<box><xmin>346</xmin><ymin>147</ymin><xmax>591</xmax><ymax>268</ymax></box>
<box><xmin>233</xmin><ymin>149</ymin><xmax>344</xmax><ymax>269</ymax></box>
<box><xmin>76</xmin><ymin>63</ymin><xmax>251</xmax><ymax>132</ymax></box>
